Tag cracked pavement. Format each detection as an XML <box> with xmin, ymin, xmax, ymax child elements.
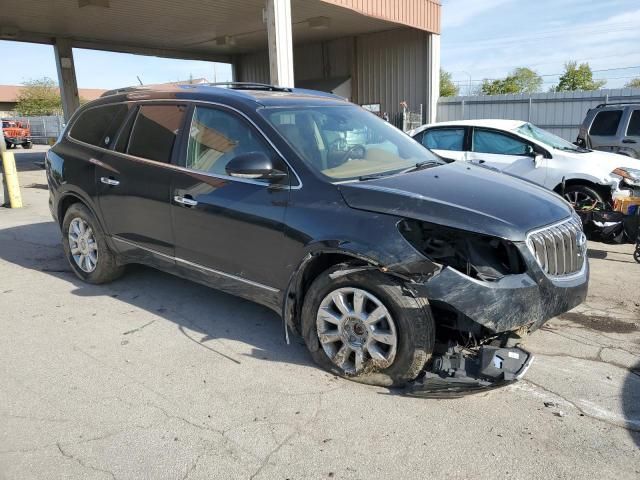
<box><xmin>1</xmin><ymin>147</ymin><xmax>639</xmax><ymax>479</ymax></box>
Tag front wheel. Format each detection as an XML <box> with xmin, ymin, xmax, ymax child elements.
<box><xmin>62</xmin><ymin>203</ymin><xmax>124</xmax><ymax>284</ymax></box>
<box><xmin>301</xmin><ymin>266</ymin><xmax>434</xmax><ymax>387</ymax></box>
<box><xmin>563</xmin><ymin>184</ymin><xmax>604</xmax><ymax>209</ymax></box>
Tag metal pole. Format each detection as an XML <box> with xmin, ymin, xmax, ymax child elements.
<box><xmin>0</xmin><ymin>127</ymin><xmax>23</xmax><ymax>208</ymax></box>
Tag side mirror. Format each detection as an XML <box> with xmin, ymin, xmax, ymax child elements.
<box><xmin>225</xmin><ymin>152</ymin><xmax>287</xmax><ymax>182</ymax></box>
<box><xmin>533</xmin><ymin>154</ymin><xmax>544</xmax><ymax>168</ymax></box>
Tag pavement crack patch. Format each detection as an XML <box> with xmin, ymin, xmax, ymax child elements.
<box><xmin>57</xmin><ymin>442</ymin><xmax>117</xmax><ymax>480</ymax></box>
<box><xmin>181</xmin><ymin>449</ymin><xmax>207</xmax><ymax>480</ymax></box>
<box><xmin>122</xmin><ymin>319</ymin><xmax>156</xmax><ymax>336</ymax></box>
<box><xmin>524</xmin><ymin>379</ymin><xmax>640</xmax><ymax>433</ymax></box>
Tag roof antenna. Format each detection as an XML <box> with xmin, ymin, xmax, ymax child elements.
<box><xmin>136</xmin><ymin>76</ymin><xmax>143</xmax><ymax>86</ymax></box>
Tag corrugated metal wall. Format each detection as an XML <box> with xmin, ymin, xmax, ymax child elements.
<box><xmin>235</xmin><ymin>28</ymin><xmax>430</xmax><ymax>119</ymax></box>
<box><xmin>354</xmin><ymin>28</ymin><xmax>428</xmax><ymax>116</ymax></box>
<box><xmin>319</xmin><ymin>0</ymin><xmax>441</xmax><ymax>34</ymax></box>
<box><xmin>235</xmin><ymin>36</ymin><xmax>353</xmax><ymax>85</ymax></box>
<box><xmin>437</xmin><ymin>89</ymin><xmax>640</xmax><ymax>141</ymax></box>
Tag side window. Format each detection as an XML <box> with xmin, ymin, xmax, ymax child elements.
<box><xmin>626</xmin><ymin>110</ymin><xmax>640</xmax><ymax>137</ymax></box>
<box><xmin>422</xmin><ymin>128</ymin><xmax>465</xmax><ymax>151</ymax></box>
<box><xmin>590</xmin><ymin>110</ymin><xmax>622</xmax><ymax>136</ymax></box>
<box><xmin>127</xmin><ymin>105</ymin><xmax>187</xmax><ymax>163</ymax></box>
<box><xmin>69</xmin><ymin>104</ymin><xmax>130</xmax><ymax>147</ymax></box>
<box><xmin>472</xmin><ymin>129</ymin><xmax>529</xmax><ymax>155</ymax></box>
<box><xmin>185</xmin><ymin>106</ymin><xmax>273</xmax><ymax>179</ymax></box>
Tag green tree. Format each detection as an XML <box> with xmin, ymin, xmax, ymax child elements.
<box><xmin>625</xmin><ymin>77</ymin><xmax>640</xmax><ymax>88</ymax></box>
<box><xmin>440</xmin><ymin>69</ymin><xmax>459</xmax><ymax>97</ymax></box>
<box><xmin>15</xmin><ymin>77</ymin><xmax>63</xmax><ymax>116</ymax></box>
<box><xmin>552</xmin><ymin>61</ymin><xmax>606</xmax><ymax>92</ymax></box>
<box><xmin>480</xmin><ymin>67</ymin><xmax>542</xmax><ymax>95</ymax></box>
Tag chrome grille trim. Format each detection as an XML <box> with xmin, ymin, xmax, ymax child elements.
<box><xmin>526</xmin><ymin>216</ymin><xmax>586</xmax><ymax>279</ymax></box>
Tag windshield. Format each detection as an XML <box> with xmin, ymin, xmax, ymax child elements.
<box><xmin>515</xmin><ymin>122</ymin><xmax>585</xmax><ymax>152</ymax></box>
<box><xmin>261</xmin><ymin>105</ymin><xmax>441</xmax><ymax>181</ymax></box>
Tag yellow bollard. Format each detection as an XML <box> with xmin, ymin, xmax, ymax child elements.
<box><xmin>1</xmin><ymin>150</ymin><xmax>23</xmax><ymax>208</ymax></box>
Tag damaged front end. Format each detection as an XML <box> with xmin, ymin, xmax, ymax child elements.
<box><xmin>393</xmin><ymin>217</ymin><xmax>587</xmax><ymax>395</ymax></box>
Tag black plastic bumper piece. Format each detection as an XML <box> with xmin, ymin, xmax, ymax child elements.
<box><xmin>404</xmin><ymin>346</ymin><xmax>534</xmax><ymax>398</ymax></box>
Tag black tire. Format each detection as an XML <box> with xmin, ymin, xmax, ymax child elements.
<box><xmin>301</xmin><ymin>265</ymin><xmax>434</xmax><ymax>387</ymax></box>
<box><xmin>563</xmin><ymin>184</ymin><xmax>604</xmax><ymax>209</ymax></box>
<box><xmin>6</xmin><ymin>142</ymin><xmax>13</xmax><ymax>149</ymax></box>
<box><xmin>62</xmin><ymin>203</ymin><xmax>124</xmax><ymax>284</ymax></box>
<box><xmin>22</xmin><ymin>142</ymin><xmax>32</xmax><ymax>149</ymax></box>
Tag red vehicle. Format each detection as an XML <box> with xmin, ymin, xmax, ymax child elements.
<box><xmin>2</xmin><ymin>119</ymin><xmax>32</xmax><ymax>149</ymax></box>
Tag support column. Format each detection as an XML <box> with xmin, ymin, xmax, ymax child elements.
<box><xmin>54</xmin><ymin>38</ymin><xmax>80</xmax><ymax>121</ymax></box>
<box><xmin>264</xmin><ymin>0</ymin><xmax>294</xmax><ymax>88</ymax></box>
<box><xmin>425</xmin><ymin>33</ymin><xmax>441</xmax><ymax>124</ymax></box>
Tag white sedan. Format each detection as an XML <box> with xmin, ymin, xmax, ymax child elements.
<box><xmin>409</xmin><ymin>119</ymin><xmax>640</xmax><ymax>206</ymax></box>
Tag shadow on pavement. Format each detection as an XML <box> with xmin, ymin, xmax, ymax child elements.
<box><xmin>12</xmin><ymin>149</ymin><xmax>47</xmax><ymax>172</ymax></box>
<box><xmin>623</xmin><ymin>362</ymin><xmax>640</xmax><ymax>447</ymax></box>
<box><xmin>0</xmin><ymin>220</ymin><xmax>314</xmax><ymax>370</ymax></box>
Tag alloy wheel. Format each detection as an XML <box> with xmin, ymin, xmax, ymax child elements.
<box><xmin>68</xmin><ymin>217</ymin><xmax>98</xmax><ymax>273</ymax></box>
<box><xmin>564</xmin><ymin>190</ymin><xmax>598</xmax><ymax>209</ymax></box>
<box><xmin>316</xmin><ymin>287</ymin><xmax>398</xmax><ymax>375</ymax></box>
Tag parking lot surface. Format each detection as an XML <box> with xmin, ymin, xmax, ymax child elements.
<box><xmin>1</xmin><ymin>146</ymin><xmax>639</xmax><ymax>479</ymax></box>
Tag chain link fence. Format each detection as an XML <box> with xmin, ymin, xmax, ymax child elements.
<box><xmin>4</xmin><ymin>115</ymin><xmax>65</xmax><ymax>144</ymax></box>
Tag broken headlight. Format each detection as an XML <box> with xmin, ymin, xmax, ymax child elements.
<box><xmin>612</xmin><ymin>167</ymin><xmax>640</xmax><ymax>187</ymax></box>
<box><xmin>398</xmin><ymin>220</ymin><xmax>526</xmax><ymax>281</ymax></box>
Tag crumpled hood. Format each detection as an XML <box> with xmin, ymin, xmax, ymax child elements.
<box><xmin>338</xmin><ymin>161</ymin><xmax>573</xmax><ymax>241</ymax></box>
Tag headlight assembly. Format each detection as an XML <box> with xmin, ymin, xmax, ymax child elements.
<box><xmin>398</xmin><ymin>220</ymin><xmax>526</xmax><ymax>282</ymax></box>
<box><xmin>612</xmin><ymin>167</ymin><xmax>640</xmax><ymax>187</ymax></box>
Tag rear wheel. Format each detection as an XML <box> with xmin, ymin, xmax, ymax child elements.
<box><xmin>62</xmin><ymin>203</ymin><xmax>124</xmax><ymax>284</ymax></box>
<box><xmin>563</xmin><ymin>184</ymin><xmax>604</xmax><ymax>209</ymax></box>
<box><xmin>301</xmin><ymin>266</ymin><xmax>434</xmax><ymax>387</ymax></box>
<box><xmin>22</xmin><ymin>142</ymin><xmax>32</xmax><ymax>149</ymax></box>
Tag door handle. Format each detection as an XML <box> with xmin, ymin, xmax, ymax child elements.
<box><xmin>100</xmin><ymin>176</ymin><xmax>120</xmax><ymax>186</ymax></box>
<box><xmin>174</xmin><ymin>195</ymin><xmax>198</xmax><ymax>207</ymax></box>
<box><xmin>622</xmin><ymin>139</ymin><xmax>637</xmax><ymax>144</ymax></box>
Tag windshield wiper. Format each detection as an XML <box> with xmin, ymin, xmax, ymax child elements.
<box><xmin>401</xmin><ymin>160</ymin><xmax>442</xmax><ymax>174</ymax></box>
<box><xmin>358</xmin><ymin>171</ymin><xmax>396</xmax><ymax>181</ymax></box>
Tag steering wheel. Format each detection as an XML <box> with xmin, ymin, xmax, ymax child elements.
<box><xmin>339</xmin><ymin>144</ymin><xmax>367</xmax><ymax>164</ymax></box>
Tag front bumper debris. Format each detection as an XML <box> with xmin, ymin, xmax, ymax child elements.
<box><xmin>404</xmin><ymin>345</ymin><xmax>533</xmax><ymax>398</ymax></box>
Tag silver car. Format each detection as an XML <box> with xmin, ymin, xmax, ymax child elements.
<box><xmin>577</xmin><ymin>102</ymin><xmax>640</xmax><ymax>158</ymax></box>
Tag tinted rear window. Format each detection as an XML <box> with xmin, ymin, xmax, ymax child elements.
<box><xmin>127</xmin><ymin>105</ymin><xmax>186</xmax><ymax>163</ymax></box>
<box><xmin>627</xmin><ymin>110</ymin><xmax>640</xmax><ymax>136</ymax></box>
<box><xmin>590</xmin><ymin>110</ymin><xmax>622</xmax><ymax>136</ymax></box>
<box><xmin>70</xmin><ymin>104</ymin><xmax>130</xmax><ymax>147</ymax></box>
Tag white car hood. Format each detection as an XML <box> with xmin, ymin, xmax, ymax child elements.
<box><xmin>556</xmin><ymin>148</ymin><xmax>639</xmax><ymax>178</ymax></box>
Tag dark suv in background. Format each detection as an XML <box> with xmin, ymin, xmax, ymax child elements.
<box><xmin>577</xmin><ymin>102</ymin><xmax>640</xmax><ymax>158</ymax></box>
<box><xmin>46</xmin><ymin>83</ymin><xmax>588</xmax><ymax>391</ymax></box>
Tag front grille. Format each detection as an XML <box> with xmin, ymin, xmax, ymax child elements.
<box><xmin>526</xmin><ymin>217</ymin><xmax>586</xmax><ymax>277</ymax></box>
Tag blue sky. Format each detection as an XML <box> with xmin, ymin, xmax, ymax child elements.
<box><xmin>441</xmin><ymin>0</ymin><xmax>640</xmax><ymax>94</ymax></box>
<box><xmin>0</xmin><ymin>0</ymin><xmax>639</xmax><ymax>93</ymax></box>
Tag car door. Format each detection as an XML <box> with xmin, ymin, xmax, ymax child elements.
<box><xmin>169</xmin><ymin>104</ymin><xmax>291</xmax><ymax>294</ymax></box>
<box><xmin>416</xmin><ymin>127</ymin><xmax>468</xmax><ymax>161</ymax></box>
<box><xmin>587</xmin><ymin>109</ymin><xmax>624</xmax><ymax>153</ymax></box>
<box><xmin>467</xmin><ymin>127</ymin><xmax>547</xmax><ymax>186</ymax></box>
<box><xmin>622</xmin><ymin>108</ymin><xmax>640</xmax><ymax>157</ymax></box>
<box><xmin>96</xmin><ymin>103</ymin><xmax>188</xmax><ymax>258</ymax></box>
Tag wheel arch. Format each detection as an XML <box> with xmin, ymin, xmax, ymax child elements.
<box><xmin>283</xmin><ymin>250</ymin><xmax>380</xmax><ymax>334</ymax></box>
<box><xmin>552</xmin><ymin>178</ymin><xmax>611</xmax><ymax>201</ymax></box>
<box><xmin>57</xmin><ymin>191</ymin><xmax>110</xmax><ymax>238</ymax></box>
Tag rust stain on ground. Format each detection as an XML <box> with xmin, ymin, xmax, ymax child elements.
<box><xmin>560</xmin><ymin>312</ymin><xmax>639</xmax><ymax>334</ymax></box>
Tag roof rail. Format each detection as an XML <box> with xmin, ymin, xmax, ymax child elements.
<box><xmin>206</xmin><ymin>82</ymin><xmax>292</xmax><ymax>92</ymax></box>
<box><xmin>594</xmin><ymin>101</ymin><xmax>640</xmax><ymax>109</ymax></box>
<box><xmin>100</xmin><ymin>86</ymin><xmax>150</xmax><ymax>97</ymax></box>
